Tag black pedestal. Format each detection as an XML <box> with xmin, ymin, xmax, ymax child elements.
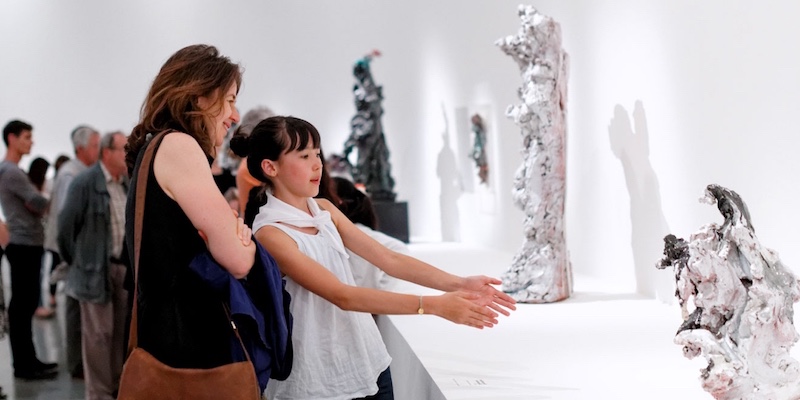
<box><xmin>373</xmin><ymin>201</ymin><xmax>409</xmax><ymax>243</ymax></box>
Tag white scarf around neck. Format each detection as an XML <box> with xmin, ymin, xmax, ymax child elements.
<box><xmin>252</xmin><ymin>194</ymin><xmax>349</xmax><ymax>257</ymax></box>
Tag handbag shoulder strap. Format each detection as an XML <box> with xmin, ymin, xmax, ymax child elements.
<box><xmin>127</xmin><ymin>131</ymin><xmax>170</xmax><ymax>356</ymax></box>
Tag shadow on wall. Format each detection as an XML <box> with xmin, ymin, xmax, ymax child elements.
<box><xmin>608</xmin><ymin>101</ymin><xmax>674</xmax><ymax>302</ymax></box>
<box><xmin>437</xmin><ymin>104</ymin><xmax>461</xmax><ymax>242</ymax></box>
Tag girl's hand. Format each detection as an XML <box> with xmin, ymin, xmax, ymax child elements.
<box><xmin>460</xmin><ymin>275</ymin><xmax>517</xmax><ymax>316</ymax></box>
<box><xmin>431</xmin><ymin>291</ymin><xmax>500</xmax><ymax>329</ymax></box>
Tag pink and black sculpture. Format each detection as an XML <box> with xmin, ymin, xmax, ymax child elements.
<box><xmin>497</xmin><ymin>5</ymin><xmax>572</xmax><ymax>303</ymax></box>
<box><xmin>658</xmin><ymin>185</ymin><xmax>800</xmax><ymax>399</ymax></box>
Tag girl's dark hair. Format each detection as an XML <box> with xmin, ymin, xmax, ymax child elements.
<box><xmin>318</xmin><ymin>150</ymin><xmax>340</xmax><ymax>206</ymax></box>
<box><xmin>27</xmin><ymin>157</ymin><xmax>50</xmax><ymax>192</ymax></box>
<box><xmin>229</xmin><ymin>116</ymin><xmax>321</xmax><ymax>190</ymax></box>
<box><xmin>125</xmin><ymin>44</ymin><xmax>242</xmax><ymax>174</ymax></box>
<box><xmin>333</xmin><ymin>177</ymin><xmax>378</xmax><ymax>230</ymax></box>
<box><xmin>242</xmin><ymin>151</ymin><xmax>340</xmax><ymax>227</ymax></box>
<box><xmin>232</xmin><ymin>116</ymin><xmax>345</xmax><ymax>226</ymax></box>
<box><xmin>243</xmin><ymin>186</ymin><xmax>267</xmax><ymax>228</ymax></box>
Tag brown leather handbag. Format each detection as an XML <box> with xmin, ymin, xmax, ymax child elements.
<box><xmin>117</xmin><ymin>131</ymin><xmax>261</xmax><ymax>400</ymax></box>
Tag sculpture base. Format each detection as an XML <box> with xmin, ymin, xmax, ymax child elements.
<box><xmin>503</xmin><ymin>249</ymin><xmax>573</xmax><ymax>304</ymax></box>
<box><xmin>373</xmin><ymin>201</ymin><xmax>409</xmax><ymax>243</ymax></box>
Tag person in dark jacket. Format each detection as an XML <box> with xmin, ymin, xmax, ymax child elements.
<box><xmin>58</xmin><ymin>131</ymin><xmax>130</xmax><ymax>400</ymax></box>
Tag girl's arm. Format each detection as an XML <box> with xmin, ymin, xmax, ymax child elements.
<box><xmin>318</xmin><ymin>199</ymin><xmax>516</xmax><ymax>315</ymax></box>
<box><xmin>256</xmin><ymin>225</ymin><xmax>500</xmax><ymax>329</ymax></box>
<box><xmin>154</xmin><ymin>133</ymin><xmax>255</xmax><ymax>278</ymax></box>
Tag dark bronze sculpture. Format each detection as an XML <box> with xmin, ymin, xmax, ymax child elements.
<box><xmin>343</xmin><ymin>50</ymin><xmax>396</xmax><ymax>202</ymax></box>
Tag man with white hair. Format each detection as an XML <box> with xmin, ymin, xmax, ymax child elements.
<box><xmin>46</xmin><ymin>124</ymin><xmax>100</xmax><ymax>379</ymax></box>
<box><xmin>59</xmin><ymin>131</ymin><xmax>129</xmax><ymax>399</ymax></box>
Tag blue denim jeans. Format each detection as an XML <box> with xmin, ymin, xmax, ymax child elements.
<box><xmin>354</xmin><ymin>367</ymin><xmax>394</xmax><ymax>400</ymax></box>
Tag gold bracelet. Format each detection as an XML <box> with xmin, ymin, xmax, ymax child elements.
<box><xmin>417</xmin><ymin>296</ymin><xmax>424</xmax><ymax>315</ymax></box>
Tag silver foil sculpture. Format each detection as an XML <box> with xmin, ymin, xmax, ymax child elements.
<box><xmin>657</xmin><ymin>185</ymin><xmax>800</xmax><ymax>399</ymax></box>
<box><xmin>343</xmin><ymin>50</ymin><xmax>396</xmax><ymax>202</ymax></box>
<box><xmin>469</xmin><ymin>114</ymin><xmax>489</xmax><ymax>185</ymax></box>
<box><xmin>496</xmin><ymin>5</ymin><xmax>572</xmax><ymax>303</ymax></box>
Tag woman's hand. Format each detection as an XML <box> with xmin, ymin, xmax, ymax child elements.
<box><xmin>430</xmin><ymin>291</ymin><xmax>500</xmax><ymax>329</ymax></box>
<box><xmin>234</xmin><ymin>211</ymin><xmax>252</xmax><ymax>246</ymax></box>
<box><xmin>459</xmin><ymin>275</ymin><xmax>517</xmax><ymax>316</ymax></box>
<box><xmin>198</xmin><ymin>209</ymin><xmax>252</xmax><ymax>247</ymax></box>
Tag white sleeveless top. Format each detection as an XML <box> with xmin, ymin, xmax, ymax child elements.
<box><xmin>254</xmin><ymin>195</ymin><xmax>392</xmax><ymax>400</ymax></box>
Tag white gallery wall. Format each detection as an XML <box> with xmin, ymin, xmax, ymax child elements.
<box><xmin>2</xmin><ymin>1</ymin><xmax>799</xmax><ymax>293</ymax></box>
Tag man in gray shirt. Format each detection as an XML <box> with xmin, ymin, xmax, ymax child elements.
<box><xmin>0</xmin><ymin>120</ymin><xmax>57</xmax><ymax>380</ymax></box>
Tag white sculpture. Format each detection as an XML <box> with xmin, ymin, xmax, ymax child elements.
<box><xmin>496</xmin><ymin>4</ymin><xmax>572</xmax><ymax>303</ymax></box>
<box><xmin>657</xmin><ymin>185</ymin><xmax>800</xmax><ymax>399</ymax></box>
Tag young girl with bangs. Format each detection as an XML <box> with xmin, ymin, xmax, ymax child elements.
<box><xmin>230</xmin><ymin>116</ymin><xmax>516</xmax><ymax>400</ymax></box>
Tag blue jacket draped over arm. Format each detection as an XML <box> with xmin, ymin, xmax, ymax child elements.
<box><xmin>188</xmin><ymin>241</ymin><xmax>293</xmax><ymax>390</ymax></box>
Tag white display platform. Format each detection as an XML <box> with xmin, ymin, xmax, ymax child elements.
<box><xmin>377</xmin><ymin>243</ymin><xmax>713</xmax><ymax>400</ymax></box>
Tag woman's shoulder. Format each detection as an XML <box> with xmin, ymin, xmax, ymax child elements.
<box><xmin>155</xmin><ymin>132</ymin><xmax>207</xmax><ymax>163</ymax></box>
<box><xmin>158</xmin><ymin>131</ymin><xmax>201</xmax><ymax>149</ymax></box>
<box><xmin>151</xmin><ymin>131</ymin><xmax>212</xmax><ymax>196</ymax></box>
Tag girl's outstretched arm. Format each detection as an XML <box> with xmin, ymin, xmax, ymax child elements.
<box><xmin>255</xmin><ymin>225</ymin><xmax>501</xmax><ymax>329</ymax></box>
<box><xmin>318</xmin><ymin>199</ymin><xmax>517</xmax><ymax>316</ymax></box>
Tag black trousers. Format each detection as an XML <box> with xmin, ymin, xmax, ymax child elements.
<box><xmin>5</xmin><ymin>244</ymin><xmax>44</xmax><ymax>372</ymax></box>
<box><xmin>354</xmin><ymin>367</ymin><xmax>394</xmax><ymax>400</ymax></box>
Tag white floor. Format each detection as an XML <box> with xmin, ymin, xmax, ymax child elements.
<box><xmin>5</xmin><ymin>242</ymin><xmax>796</xmax><ymax>399</ymax></box>
<box><xmin>0</xmin><ymin>256</ymin><xmax>86</xmax><ymax>400</ymax></box>
<box><xmin>381</xmin><ymin>242</ymin><xmax>714</xmax><ymax>400</ymax></box>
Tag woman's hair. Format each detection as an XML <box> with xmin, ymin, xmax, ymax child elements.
<box><xmin>332</xmin><ymin>177</ymin><xmax>378</xmax><ymax>230</ymax></box>
<box><xmin>229</xmin><ymin>116</ymin><xmax>321</xmax><ymax>189</ymax></box>
<box><xmin>125</xmin><ymin>44</ymin><xmax>242</xmax><ymax>174</ymax></box>
<box><xmin>54</xmin><ymin>154</ymin><xmax>70</xmax><ymax>172</ymax></box>
<box><xmin>27</xmin><ymin>157</ymin><xmax>50</xmax><ymax>192</ymax></box>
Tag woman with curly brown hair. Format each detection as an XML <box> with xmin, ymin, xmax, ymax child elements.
<box><xmin>124</xmin><ymin>44</ymin><xmax>255</xmax><ymax>374</ymax></box>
